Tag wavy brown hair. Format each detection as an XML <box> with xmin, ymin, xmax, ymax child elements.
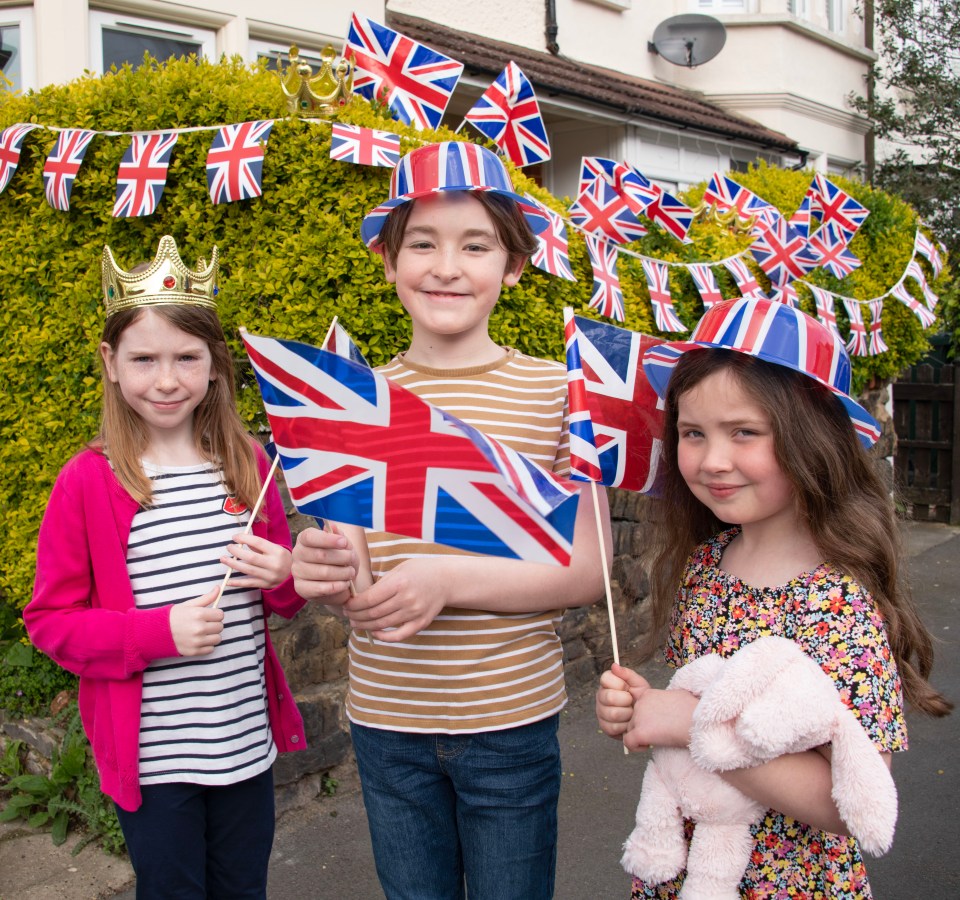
<box><xmin>645</xmin><ymin>349</ymin><xmax>951</xmax><ymax>717</ymax></box>
<box><xmin>93</xmin><ymin>305</ymin><xmax>261</xmax><ymax>512</ymax></box>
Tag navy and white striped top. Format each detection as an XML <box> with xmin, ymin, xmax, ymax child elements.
<box><xmin>128</xmin><ymin>462</ymin><xmax>276</xmax><ymax>785</ymax></box>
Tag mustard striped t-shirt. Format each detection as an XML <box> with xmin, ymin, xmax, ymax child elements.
<box><xmin>345</xmin><ymin>348</ymin><xmax>572</xmax><ymax>733</ymax></box>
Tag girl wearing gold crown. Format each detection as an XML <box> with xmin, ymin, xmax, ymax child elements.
<box><xmin>25</xmin><ymin>236</ymin><xmax>307</xmax><ymax>899</ymax></box>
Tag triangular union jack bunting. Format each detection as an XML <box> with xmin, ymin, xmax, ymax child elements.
<box><xmin>526</xmin><ymin>194</ymin><xmax>575</xmax><ymax>281</ymax></box>
<box><xmin>687</xmin><ymin>263</ymin><xmax>725</xmax><ymax>309</ymax></box>
<box><xmin>463</xmin><ymin>61</ymin><xmax>550</xmax><ymax>167</ymax></box>
<box><xmin>345</xmin><ymin>13</ymin><xmax>463</xmax><ymax>131</ymax></box>
<box><xmin>867</xmin><ymin>299</ymin><xmax>888</xmax><ymax>356</ymax></box>
<box><xmin>808</xmin><ymin>285</ymin><xmax>842</xmax><ymax>338</ymax></box>
<box><xmin>722</xmin><ymin>257</ymin><xmax>767</xmax><ymax>301</ymax></box>
<box><xmin>641</xmin><ymin>258</ymin><xmax>685</xmax><ymax>332</ymax></box>
<box><xmin>563</xmin><ymin>308</ymin><xmax>664</xmax><ymax>493</ymax></box>
<box><xmin>113</xmin><ymin>132</ymin><xmax>179</xmax><ymax>218</ymax></box>
<box><xmin>241</xmin><ymin>331</ymin><xmax>579</xmax><ymax>566</ymax></box>
<box><xmin>329</xmin><ymin>122</ymin><xmax>400</xmax><ymax>168</ymax></box>
<box><xmin>584</xmin><ymin>233</ymin><xmax>625</xmax><ymax>322</ymax></box>
<box><xmin>206</xmin><ymin>120</ymin><xmax>274</xmax><ymax>204</ymax></box>
<box><xmin>43</xmin><ymin>129</ymin><xmax>95</xmax><ymax>211</ymax></box>
<box><xmin>842</xmin><ymin>298</ymin><xmax>869</xmax><ymax>357</ymax></box>
<box><xmin>0</xmin><ymin>123</ymin><xmax>37</xmax><ymax>194</ymax></box>
<box><xmin>904</xmin><ymin>258</ymin><xmax>938</xmax><ymax>310</ymax></box>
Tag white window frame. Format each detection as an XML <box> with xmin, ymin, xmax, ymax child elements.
<box><xmin>247</xmin><ymin>38</ymin><xmax>334</xmax><ymax>75</ymax></box>
<box><xmin>89</xmin><ymin>10</ymin><xmax>215</xmax><ymax>75</ymax></box>
<box><xmin>789</xmin><ymin>0</ymin><xmax>810</xmax><ymax>18</ymax></box>
<box><xmin>0</xmin><ymin>6</ymin><xmax>36</xmax><ymax>93</ymax></box>
<box><xmin>693</xmin><ymin>0</ymin><xmax>750</xmax><ymax>12</ymax></box>
<box><xmin>826</xmin><ymin>0</ymin><xmax>846</xmax><ymax>33</ymax></box>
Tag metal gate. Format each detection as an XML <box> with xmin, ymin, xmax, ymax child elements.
<box><xmin>892</xmin><ymin>363</ymin><xmax>959</xmax><ymax>524</ymax></box>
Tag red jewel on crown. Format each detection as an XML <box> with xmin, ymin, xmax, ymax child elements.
<box><xmin>163</xmin><ymin>275</ymin><xmax>176</xmax><ymax>289</ymax></box>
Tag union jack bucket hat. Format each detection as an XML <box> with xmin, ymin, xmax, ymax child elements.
<box><xmin>361</xmin><ymin>141</ymin><xmax>550</xmax><ymax>247</ymax></box>
<box><xmin>641</xmin><ymin>297</ymin><xmax>881</xmax><ymax>447</ymax></box>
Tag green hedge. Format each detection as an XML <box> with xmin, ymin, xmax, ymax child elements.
<box><xmin>0</xmin><ymin>55</ymin><xmax>948</xmax><ymax>637</ymax></box>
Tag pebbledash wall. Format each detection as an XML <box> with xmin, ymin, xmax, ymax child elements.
<box><xmin>267</xmin><ymin>383</ymin><xmax>895</xmax><ymax>810</ymax></box>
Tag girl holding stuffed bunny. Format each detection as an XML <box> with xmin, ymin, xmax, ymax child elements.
<box><xmin>596</xmin><ymin>297</ymin><xmax>951</xmax><ymax>898</ymax></box>
<box><xmin>25</xmin><ymin>236</ymin><xmax>307</xmax><ymax>899</ymax></box>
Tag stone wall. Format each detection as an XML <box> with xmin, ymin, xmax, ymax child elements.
<box><xmin>268</xmin><ymin>486</ymin><xmax>655</xmax><ymax>811</ymax></box>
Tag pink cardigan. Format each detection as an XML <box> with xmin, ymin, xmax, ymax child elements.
<box><xmin>25</xmin><ymin>446</ymin><xmax>307</xmax><ymax>811</ymax></box>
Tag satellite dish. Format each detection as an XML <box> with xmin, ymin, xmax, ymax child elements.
<box><xmin>648</xmin><ymin>14</ymin><xmax>726</xmax><ymax>68</ymax></box>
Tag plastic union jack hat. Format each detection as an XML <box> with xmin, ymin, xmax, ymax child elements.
<box><xmin>641</xmin><ymin>297</ymin><xmax>881</xmax><ymax>447</ymax></box>
<box><xmin>361</xmin><ymin>141</ymin><xmax>550</xmax><ymax>247</ymax></box>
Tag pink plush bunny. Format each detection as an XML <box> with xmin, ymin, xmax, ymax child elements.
<box><xmin>621</xmin><ymin>636</ymin><xmax>897</xmax><ymax>900</ymax></box>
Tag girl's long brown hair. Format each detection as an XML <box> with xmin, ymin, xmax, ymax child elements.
<box><xmin>94</xmin><ymin>305</ymin><xmax>261</xmax><ymax>512</ymax></box>
<box><xmin>646</xmin><ymin>349</ymin><xmax>951</xmax><ymax>717</ymax></box>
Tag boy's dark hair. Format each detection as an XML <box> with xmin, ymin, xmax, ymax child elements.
<box><xmin>375</xmin><ymin>192</ymin><xmax>538</xmax><ymax>270</ymax></box>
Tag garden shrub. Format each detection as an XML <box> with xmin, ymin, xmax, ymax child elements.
<box><xmin>0</xmin><ymin>54</ymin><xmax>947</xmax><ymax>647</ymax></box>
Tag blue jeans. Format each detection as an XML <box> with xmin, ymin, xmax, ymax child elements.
<box><xmin>114</xmin><ymin>768</ymin><xmax>274</xmax><ymax>900</ymax></box>
<box><xmin>350</xmin><ymin>715</ymin><xmax>561</xmax><ymax>900</ymax></box>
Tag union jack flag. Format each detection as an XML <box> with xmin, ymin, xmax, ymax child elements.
<box><xmin>842</xmin><ymin>298</ymin><xmax>869</xmax><ymax>357</ymax></box>
<box><xmin>722</xmin><ymin>256</ymin><xmax>767</xmax><ymax>301</ymax></box>
<box><xmin>112</xmin><ymin>132</ymin><xmax>178</xmax><ymax>218</ymax></box>
<box><xmin>578</xmin><ymin>156</ymin><xmax>618</xmax><ymax>197</ymax></box>
<box><xmin>564</xmin><ymin>308</ymin><xmax>664</xmax><ymax>492</ymax></box>
<box><xmin>703</xmin><ymin>172</ymin><xmax>776</xmax><ymax>227</ymax></box>
<box><xmin>772</xmin><ymin>282</ymin><xmax>800</xmax><ymax>307</ymax></box>
<box><xmin>905</xmin><ymin>258</ymin><xmax>938</xmax><ymax>310</ymax></box>
<box><xmin>584</xmin><ymin>233</ymin><xmax>625</xmax><ymax>322</ymax></box>
<box><xmin>345</xmin><ymin>13</ymin><xmax>463</xmax><ymax>131</ymax></box>
<box><xmin>749</xmin><ymin>214</ymin><xmax>821</xmax><ymax>288</ymax></box>
<box><xmin>570</xmin><ymin>176</ymin><xmax>647</xmax><ymax>244</ymax></box>
<box><xmin>641</xmin><ymin>184</ymin><xmax>694</xmax><ymax>243</ymax></box>
<box><xmin>808</xmin><ymin>221</ymin><xmax>861</xmax><ymax>279</ymax></box>
<box><xmin>867</xmin><ymin>299</ymin><xmax>888</xmax><ymax>355</ymax></box>
<box><xmin>242</xmin><ymin>331</ymin><xmax>578</xmax><ymax>565</ymax></box>
<box><xmin>612</xmin><ymin>163</ymin><xmax>659</xmax><ymax>217</ymax></box>
<box><xmin>330</xmin><ymin>123</ymin><xmax>400</xmax><ymax>168</ymax></box>
<box><xmin>788</xmin><ymin>194</ymin><xmax>813</xmax><ymax>239</ymax></box>
<box><xmin>810</xmin><ymin>174</ymin><xmax>869</xmax><ymax>240</ymax></box>
<box><xmin>206</xmin><ymin>120</ymin><xmax>274</xmax><ymax>204</ymax></box>
<box><xmin>808</xmin><ymin>285</ymin><xmax>843</xmax><ymax>338</ymax></box>
<box><xmin>914</xmin><ymin>230</ymin><xmax>943</xmax><ymax>279</ymax></box>
<box><xmin>891</xmin><ymin>281</ymin><xmax>937</xmax><ymax>328</ymax></box>
<box><xmin>464</xmin><ymin>61</ymin><xmax>550</xmax><ymax>167</ymax></box>
<box><xmin>526</xmin><ymin>194</ymin><xmax>575</xmax><ymax>281</ymax></box>
<box><xmin>641</xmin><ymin>258</ymin><xmax>686</xmax><ymax>332</ymax></box>
<box><xmin>687</xmin><ymin>263</ymin><xmax>725</xmax><ymax>309</ymax></box>
<box><xmin>42</xmin><ymin>129</ymin><xmax>95</xmax><ymax>211</ymax></box>
<box><xmin>322</xmin><ymin>318</ymin><xmax>370</xmax><ymax>367</ymax></box>
<box><xmin>0</xmin><ymin>123</ymin><xmax>37</xmax><ymax>194</ymax></box>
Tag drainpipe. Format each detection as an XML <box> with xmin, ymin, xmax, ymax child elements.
<box><xmin>545</xmin><ymin>0</ymin><xmax>560</xmax><ymax>55</ymax></box>
<box><xmin>864</xmin><ymin>0</ymin><xmax>876</xmax><ymax>183</ymax></box>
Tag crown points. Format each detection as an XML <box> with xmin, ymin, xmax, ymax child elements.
<box><xmin>101</xmin><ymin>235</ymin><xmax>219</xmax><ymax>318</ymax></box>
<box><xmin>279</xmin><ymin>44</ymin><xmax>353</xmax><ymax>117</ymax></box>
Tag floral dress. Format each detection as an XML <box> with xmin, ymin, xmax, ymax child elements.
<box><xmin>631</xmin><ymin>529</ymin><xmax>907</xmax><ymax>900</ymax></box>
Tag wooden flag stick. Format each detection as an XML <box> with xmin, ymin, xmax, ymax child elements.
<box><xmin>589</xmin><ymin>479</ymin><xmax>628</xmax><ymax>755</ymax></box>
<box><xmin>212</xmin><ymin>453</ymin><xmax>281</xmax><ymax>609</ymax></box>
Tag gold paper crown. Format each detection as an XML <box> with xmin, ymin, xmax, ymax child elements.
<box><xmin>280</xmin><ymin>44</ymin><xmax>353</xmax><ymax>117</ymax></box>
<box><xmin>102</xmin><ymin>235</ymin><xmax>219</xmax><ymax>318</ymax></box>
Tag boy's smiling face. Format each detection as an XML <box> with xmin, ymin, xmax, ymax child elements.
<box><xmin>383</xmin><ymin>192</ymin><xmax>524</xmax><ymax>352</ymax></box>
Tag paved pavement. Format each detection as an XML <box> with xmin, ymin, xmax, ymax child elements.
<box><xmin>2</xmin><ymin>521</ymin><xmax>957</xmax><ymax>899</ymax></box>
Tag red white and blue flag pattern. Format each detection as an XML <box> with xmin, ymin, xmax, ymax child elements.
<box><xmin>330</xmin><ymin>122</ymin><xmax>400</xmax><ymax>168</ymax></box>
<box><xmin>344</xmin><ymin>13</ymin><xmax>463</xmax><ymax>131</ymax></box>
<box><xmin>749</xmin><ymin>214</ymin><xmax>821</xmax><ymax>288</ymax></box>
<box><xmin>322</xmin><ymin>319</ymin><xmax>370</xmax><ymax>367</ymax></box>
<box><xmin>722</xmin><ymin>257</ymin><xmax>767</xmax><ymax>301</ymax></box>
<box><xmin>904</xmin><ymin>258</ymin><xmax>938</xmax><ymax>310</ymax></box>
<box><xmin>206</xmin><ymin>120</ymin><xmax>274</xmax><ymax>204</ymax></box>
<box><xmin>113</xmin><ymin>132</ymin><xmax>179</xmax><ymax>218</ymax></box>
<box><xmin>584</xmin><ymin>233</ymin><xmax>625</xmax><ymax>322</ymax></box>
<box><xmin>890</xmin><ymin>281</ymin><xmax>937</xmax><ymax>328</ymax></box>
<box><xmin>570</xmin><ymin>176</ymin><xmax>647</xmax><ymax>244</ymax></box>
<box><xmin>640</xmin><ymin>183</ymin><xmax>694</xmax><ymax>243</ymax></box>
<box><xmin>914</xmin><ymin>230</ymin><xmax>943</xmax><ymax>279</ymax></box>
<box><xmin>842</xmin><ymin>298</ymin><xmax>869</xmax><ymax>357</ymax></box>
<box><xmin>527</xmin><ymin>194</ymin><xmax>576</xmax><ymax>281</ymax></box>
<box><xmin>687</xmin><ymin>263</ymin><xmax>725</xmax><ymax>309</ymax></box>
<box><xmin>810</xmin><ymin>174</ymin><xmax>869</xmax><ymax>240</ymax></box>
<box><xmin>808</xmin><ymin>220</ymin><xmax>861</xmax><ymax>279</ymax></box>
<box><xmin>867</xmin><ymin>299</ymin><xmax>888</xmax><ymax>356</ymax></box>
<box><xmin>242</xmin><ymin>331</ymin><xmax>579</xmax><ymax>566</ymax></box>
<box><xmin>564</xmin><ymin>309</ymin><xmax>664</xmax><ymax>492</ymax></box>
<box><xmin>641</xmin><ymin>258</ymin><xmax>686</xmax><ymax>332</ymax></box>
<box><xmin>43</xmin><ymin>129</ymin><xmax>95</xmax><ymax>211</ymax></box>
<box><xmin>703</xmin><ymin>172</ymin><xmax>777</xmax><ymax>230</ymax></box>
<box><xmin>0</xmin><ymin>123</ymin><xmax>37</xmax><ymax>194</ymax></box>
<box><xmin>809</xmin><ymin>285</ymin><xmax>842</xmax><ymax>338</ymax></box>
<box><xmin>463</xmin><ymin>61</ymin><xmax>550</xmax><ymax>167</ymax></box>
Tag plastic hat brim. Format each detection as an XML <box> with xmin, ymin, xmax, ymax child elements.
<box><xmin>361</xmin><ymin>186</ymin><xmax>551</xmax><ymax>247</ymax></box>
<box><xmin>642</xmin><ymin>341</ymin><xmax>881</xmax><ymax>449</ymax></box>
